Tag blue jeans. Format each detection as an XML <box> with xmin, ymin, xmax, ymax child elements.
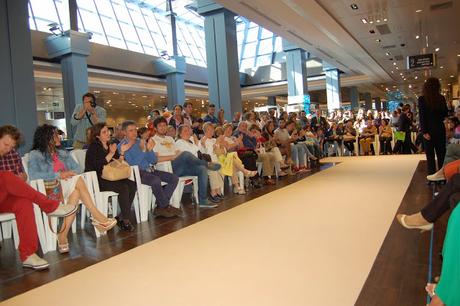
<box><xmin>140</xmin><ymin>169</ymin><xmax>178</xmax><ymax>208</ymax></box>
<box><xmin>172</xmin><ymin>152</ymin><xmax>209</xmax><ymax>204</ymax></box>
<box><xmin>291</xmin><ymin>144</ymin><xmax>306</xmax><ymax>166</ymax></box>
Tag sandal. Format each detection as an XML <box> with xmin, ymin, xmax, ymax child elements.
<box><xmin>57</xmin><ymin>236</ymin><xmax>69</xmax><ymax>254</ymax></box>
<box><xmin>243</xmin><ymin>170</ymin><xmax>258</xmax><ymax>178</ymax></box>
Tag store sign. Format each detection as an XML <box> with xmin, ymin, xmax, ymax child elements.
<box><xmin>407</xmin><ymin>54</ymin><xmax>436</xmax><ymax>69</ymax></box>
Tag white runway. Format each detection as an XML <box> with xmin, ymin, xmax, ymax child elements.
<box><xmin>1</xmin><ymin>155</ymin><xmax>423</xmax><ymax>306</ymax></box>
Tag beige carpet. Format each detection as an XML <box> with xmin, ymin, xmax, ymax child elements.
<box><xmin>2</xmin><ymin>155</ymin><xmax>423</xmax><ymax>306</ymax></box>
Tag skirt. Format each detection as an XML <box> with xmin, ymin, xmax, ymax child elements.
<box><xmin>60</xmin><ymin>175</ymin><xmax>81</xmax><ymax>204</ymax></box>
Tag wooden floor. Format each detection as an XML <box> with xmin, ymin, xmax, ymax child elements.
<box><xmin>0</xmin><ymin>165</ymin><xmax>330</xmax><ymax>301</ymax></box>
<box><xmin>356</xmin><ymin>160</ymin><xmax>446</xmax><ymax>306</ymax></box>
<box><xmin>0</xmin><ymin>160</ymin><xmax>446</xmax><ymax>305</ymax></box>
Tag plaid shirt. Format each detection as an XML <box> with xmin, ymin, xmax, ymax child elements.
<box><xmin>0</xmin><ymin>149</ymin><xmax>24</xmax><ymax>175</ymax></box>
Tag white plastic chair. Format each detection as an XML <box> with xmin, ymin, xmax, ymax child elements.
<box><xmin>155</xmin><ymin>161</ymin><xmax>199</xmax><ymax>207</ymax></box>
<box><xmin>0</xmin><ymin>213</ymin><xmax>19</xmax><ymax>249</ymax></box>
<box><xmin>70</xmin><ymin>150</ymin><xmax>119</xmax><ymax>230</ymax></box>
<box><xmin>130</xmin><ymin>165</ymin><xmax>153</xmax><ymax>223</ymax></box>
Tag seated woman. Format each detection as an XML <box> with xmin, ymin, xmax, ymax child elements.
<box><xmin>343</xmin><ymin>119</ymin><xmax>357</xmax><ymax>155</ymax></box>
<box><xmin>202</xmin><ymin>122</ymin><xmax>257</xmax><ymax>195</ymax></box>
<box><xmin>28</xmin><ymin>124</ymin><xmax>117</xmax><ymax>253</ymax></box>
<box><xmin>324</xmin><ymin>122</ymin><xmax>343</xmax><ymax>156</ymax></box>
<box><xmin>261</xmin><ymin>121</ymin><xmax>288</xmax><ymax>176</ymax></box>
<box><xmin>85</xmin><ymin>123</ymin><xmax>137</xmax><ymax>232</ymax></box>
<box><xmin>378</xmin><ymin>119</ymin><xmax>393</xmax><ymax>155</ymax></box>
<box><xmin>359</xmin><ymin>119</ymin><xmax>377</xmax><ymax>155</ymax></box>
<box><xmin>424</xmin><ymin>203</ymin><xmax>460</xmax><ymax>306</ymax></box>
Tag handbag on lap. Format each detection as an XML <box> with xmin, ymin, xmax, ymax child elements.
<box><xmin>101</xmin><ymin>159</ymin><xmax>131</xmax><ymax>181</ymax></box>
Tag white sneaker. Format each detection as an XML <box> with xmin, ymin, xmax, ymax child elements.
<box><xmin>22</xmin><ymin>253</ymin><xmax>49</xmax><ymax>270</ymax></box>
<box><xmin>48</xmin><ymin>204</ymin><xmax>78</xmax><ymax>217</ymax></box>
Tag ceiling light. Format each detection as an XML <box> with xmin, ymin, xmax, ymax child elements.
<box><xmin>440</xmin><ymin>66</ymin><xmax>444</xmax><ymax>69</ymax></box>
<box><xmin>414</xmin><ymin>76</ymin><xmax>418</xmax><ymax>79</ymax></box>
<box><xmin>361</xmin><ymin>18</ymin><xmax>368</xmax><ymax>24</ymax></box>
<box><xmin>416</xmin><ymin>9</ymin><xmax>422</xmax><ymax>13</ymax></box>
<box><xmin>416</xmin><ymin>35</ymin><xmax>420</xmax><ymax>39</ymax></box>
<box><xmin>458</xmin><ymin>54</ymin><xmax>460</xmax><ymax>57</ymax></box>
<box><xmin>409</xmin><ymin>84</ymin><xmax>412</xmax><ymax>88</ymax></box>
<box><xmin>376</xmin><ymin>39</ymin><xmax>381</xmax><ymax>42</ymax></box>
<box><xmin>391</xmin><ymin>70</ymin><xmax>394</xmax><ymax>73</ymax></box>
<box><xmin>376</xmin><ymin>19</ymin><xmax>381</xmax><ymax>23</ymax></box>
<box><xmin>435</xmin><ymin>47</ymin><xmax>440</xmax><ymax>52</ymax></box>
<box><xmin>383</xmin><ymin>18</ymin><xmax>387</xmax><ymax>22</ymax></box>
<box><xmin>386</xmin><ymin>52</ymin><xmax>391</xmax><ymax>56</ymax></box>
<box><xmin>113</xmin><ymin>92</ymin><xmax>118</xmax><ymax>95</ymax></box>
<box><xmin>400</xmin><ymin>73</ymin><xmax>403</xmax><ymax>75</ymax></box>
<box><xmin>395</xmin><ymin>67</ymin><xmax>399</xmax><ymax>70</ymax></box>
<box><xmin>393</xmin><ymin>62</ymin><xmax>397</xmax><ymax>65</ymax></box>
<box><xmin>142</xmin><ymin>95</ymin><xmax>147</xmax><ymax>98</ymax></box>
<box><xmin>350</xmin><ymin>3</ymin><xmax>358</xmax><ymax>10</ymax></box>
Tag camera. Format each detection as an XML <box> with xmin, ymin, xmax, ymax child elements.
<box><xmin>90</xmin><ymin>100</ymin><xmax>97</xmax><ymax>108</ymax></box>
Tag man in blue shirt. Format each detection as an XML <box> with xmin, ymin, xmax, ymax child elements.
<box><xmin>118</xmin><ymin>120</ymin><xmax>180</xmax><ymax>218</ymax></box>
<box><xmin>202</xmin><ymin>104</ymin><xmax>219</xmax><ymax>124</ymax></box>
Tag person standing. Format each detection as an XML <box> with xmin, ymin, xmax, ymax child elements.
<box><xmin>418</xmin><ymin>77</ymin><xmax>448</xmax><ymax>174</ymax></box>
<box><xmin>203</xmin><ymin>104</ymin><xmax>219</xmax><ymax>124</ymax></box>
<box><xmin>71</xmin><ymin>92</ymin><xmax>106</xmax><ymax>149</ymax></box>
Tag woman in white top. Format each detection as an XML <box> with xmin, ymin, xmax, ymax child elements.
<box><xmin>201</xmin><ymin>123</ymin><xmax>257</xmax><ymax>195</ymax></box>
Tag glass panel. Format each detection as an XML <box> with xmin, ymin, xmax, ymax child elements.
<box><xmin>100</xmin><ymin>15</ymin><xmax>124</xmax><ymax>41</ymax></box>
<box><xmin>30</xmin><ymin>0</ymin><xmax>60</xmax><ymax>32</ymax></box>
<box><xmin>106</xmin><ymin>35</ymin><xmax>126</xmax><ymax>49</ymax></box>
<box><xmin>126</xmin><ymin>41</ymin><xmax>144</xmax><ymax>53</ymax></box>
<box><xmin>243</xmin><ymin>41</ymin><xmax>257</xmax><ymax>58</ymax></box>
<box><xmin>246</xmin><ymin>27</ymin><xmax>258</xmax><ymax>43</ymax></box>
<box><xmin>54</xmin><ymin>0</ymin><xmax>70</xmax><ymax>30</ymax></box>
<box><xmin>260</xmin><ymin>28</ymin><xmax>273</xmax><ymax>39</ymax></box>
<box><xmin>256</xmin><ymin>54</ymin><xmax>271</xmax><ymax>66</ymax></box>
<box><xmin>79</xmin><ymin>9</ymin><xmax>104</xmax><ymax>36</ymax></box>
<box><xmin>248</xmin><ymin>22</ymin><xmax>258</xmax><ymax>28</ymax></box>
<box><xmin>28</xmin><ymin>3</ymin><xmax>37</xmax><ymax>30</ymax></box>
<box><xmin>258</xmin><ymin>38</ymin><xmax>273</xmax><ymax>55</ymax></box>
<box><xmin>241</xmin><ymin>57</ymin><xmax>255</xmax><ymax>69</ymax></box>
<box><xmin>274</xmin><ymin>36</ymin><xmax>283</xmax><ymax>52</ymax></box>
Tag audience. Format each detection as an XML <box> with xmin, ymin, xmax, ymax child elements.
<box><xmin>28</xmin><ymin>124</ymin><xmax>116</xmax><ymax>254</ymax></box>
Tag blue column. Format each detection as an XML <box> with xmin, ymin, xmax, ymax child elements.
<box><xmin>374</xmin><ymin>97</ymin><xmax>382</xmax><ymax>111</ymax></box>
<box><xmin>282</xmin><ymin>40</ymin><xmax>310</xmax><ymax>113</ymax></box>
<box><xmin>267</xmin><ymin>96</ymin><xmax>277</xmax><ymax>106</ymax></box>
<box><xmin>197</xmin><ymin>0</ymin><xmax>241</xmax><ymax>121</ymax></box>
<box><xmin>0</xmin><ymin>0</ymin><xmax>38</xmax><ymax>152</ymax></box>
<box><xmin>323</xmin><ymin>62</ymin><xmax>341</xmax><ymax>112</ymax></box>
<box><xmin>153</xmin><ymin>57</ymin><xmax>186</xmax><ymax>109</ymax></box>
<box><xmin>45</xmin><ymin>30</ymin><xmax>91</xmax><ymax>139</ymax></box>
<box><xmin>349</xmin><ymin>86</ymin><xmax>359</xmax><ymax>111</ymax></box>
<box><xmin>363</xmin><ymin>92</ymin><xmax>372</xmax><ymax>111</ymax></box>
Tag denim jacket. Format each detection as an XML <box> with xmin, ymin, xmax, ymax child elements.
<box><xmin>28</xmin><ymin>149</ymin><xmax>81</xmax><ymax>181</ymax></box>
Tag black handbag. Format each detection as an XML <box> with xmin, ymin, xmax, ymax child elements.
<box><xmin>197</xmin><ymin>151</ymin><xmax>212</xmax><ymax>162</ymax></box>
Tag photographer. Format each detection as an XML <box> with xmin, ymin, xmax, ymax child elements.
<box><xmin>71</xmin><ymin>92</ymin><xmax>107</xmax><ymax>149</ymax></box>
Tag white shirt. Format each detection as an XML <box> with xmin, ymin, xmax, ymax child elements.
<box><xmin>175</xmin><ymin>138</ymin><xmax>200</xmax><ymax>157</ymax></box>
<box><xmin>152</xmin><ymin>134</ymin><xmax>176</xmax><ymax>156</ymax></box>
<box><xmin>201</xmin><ymin>138</ymin><xmax>219</xmax><ymax>162</ymax></box>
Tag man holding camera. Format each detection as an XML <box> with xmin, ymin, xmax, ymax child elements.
<box><xmin>71</xmin><ymin>92</ymin><xmax>106</xmax><ymax>149</ymax></box>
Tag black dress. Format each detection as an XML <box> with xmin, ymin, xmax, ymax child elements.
<box><xmin>85</xmin><ymin>140</ymin><xmax>137</xmax><ymax>220</ymax></box>
<box><xmin>418</xmin><ymin>95</ymin><xmax>448</xmax><ymax>174</ymax></box>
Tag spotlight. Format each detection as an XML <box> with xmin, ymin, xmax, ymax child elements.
<box><xmin>48</xmin><ymin>22</ymin><xmax>63</xmax><ymax>36</ymax></box>
<box><xmin>160</xmin><ymin>50</ymin><xmax>171</xmax><ymax>60</ymax></box>
<box><xmin>350</xmin><ymin>3</ymin><xmax>359</xmax><ymax>10</ymax></box>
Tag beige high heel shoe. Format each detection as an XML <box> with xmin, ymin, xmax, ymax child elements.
<box><xmin>396</xmin><ymin>214</ymin><xmax>433</xmax><ymax>233</ymax></box>
<box><xmin>91</xmin><ymin>218</ymin><xmax>117</xmax><ymax>234</ymax></box>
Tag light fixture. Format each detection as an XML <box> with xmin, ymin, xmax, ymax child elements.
<box><xmin>393</xmin><ymin>62</ymin><xmax>397</xmax><ymax>65</ymax></box>
<box><xmin>416</xmin><ymin>35</ymin><xmax>420</xmax><ymax>39</ymax></box>
<box><xmin>451</xmin><ymin>75</ymin><xmax>454</xmax><ymax>78</ymax></box>
<box><xmin>350</xmin><ymin>3</ymin><xmax>359</xmax><ymax>10</ymax></box>
<box><xmin>395</xmin><ymin>67</ymin><xmax>399</xmax><ymax>70</ymax></box>
<box><xmin>383</xmin><ymin>18</ymin><xmax>388</xmax><ymax>22</ymax></box>
<box><xmin>435</xmin><ymin>47</ymin><xmax>440</xmax><ymax>52</ymax></box>
<box><xmin>458</xmin><ymin>54</ymin><xmax>460</xmax><ymax>57</ymax></box>
<box><xmin>414</xmin><ymin>76</ymin><xmax>418</xmax><ymax>79</ymax></box>
<box><xmin>440</xmin><ymin>66</ymin><xmax>444</xmax><ymax>69</ymax></box>
<box><xmin>48</xmin><ymin>22</ymin><xmax>63</xmax><ymax>36</ymax></box>
<box><xmin>386</xmin><ymin>52</ymin><xmax>391</xmax><ymax>56</ymax></box>
<box><xmin>361</xmin><ymin>18</ymin><xmax>368</xmax><ymax>24</ymax></box>
<box><xmin>391</xmin><ymin>70</ymin><xmax>394</xmax><ymax>73</ymax></box>
<box><xmin>416</xmin><ymin>9</ymin><xmax>422</xmax><ymax>13</ymax></box>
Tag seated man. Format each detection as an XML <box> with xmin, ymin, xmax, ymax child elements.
<box><xmin>118</xmin><ymin>120</ymin><xmax>180</xmax><ymax>218</ymax></box>
<box><xmin>0</xmin><ymin>125</ymin><xmax>77</xmax><ymax>270</ymax></box>
<box><xmin>151</xmin><ymin>117</ymin><xmax>221</xmax><ymax>207</ymax></box>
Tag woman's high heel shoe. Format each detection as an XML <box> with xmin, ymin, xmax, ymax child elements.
<box><xmin>243</xmin><ymin>170</ymin><xmax>258</xmax><ymax>178</ymax></box>
<box><xmin>396</xmin><ymin>214</ymin><xmax>433</xmax><ymax>233</ymax></box>
<box><xmin>91</xmin><ymin>218</ymin><xmax>117</xmax><ymax>234</ymax></box>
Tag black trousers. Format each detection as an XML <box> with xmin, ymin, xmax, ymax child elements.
<box><xmin>422</xmin><ymin>173</ymin><xmax>460</xmax><ymax>222</ymax></box>
<box><xmin>344</xmin><ymin>140</ymin><xmax>355</xmax><ymax>153</ymax></box>
<box><xmin>424</xmin><ymin>135</ymin><xmax>446</xmax><ymax>175</ymax></box>
<box><xmin>99</xmin><ymin>178</ymin><xmax>137</xmax><ymax>220</ymax></box>
<box><xmin>379</xmin><ymin>137</ymin><xmax>392</xmax><ymax>154</ymax></box>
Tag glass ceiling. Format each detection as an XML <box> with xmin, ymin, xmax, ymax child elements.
<box><xmin>28</xmin><ymin>0</ymin><xmax>285</xmax><ymax>71</ymax></box>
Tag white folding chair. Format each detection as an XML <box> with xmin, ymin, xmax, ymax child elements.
<box><xmin>0</xmin><ymin>213</ymin><xmax>19</xmax><ymax>249</ymax></box>
<box><xmin>155</xmin><ymin>161</ymin><xmax>199</xmax><ymax>207</ymax></box>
